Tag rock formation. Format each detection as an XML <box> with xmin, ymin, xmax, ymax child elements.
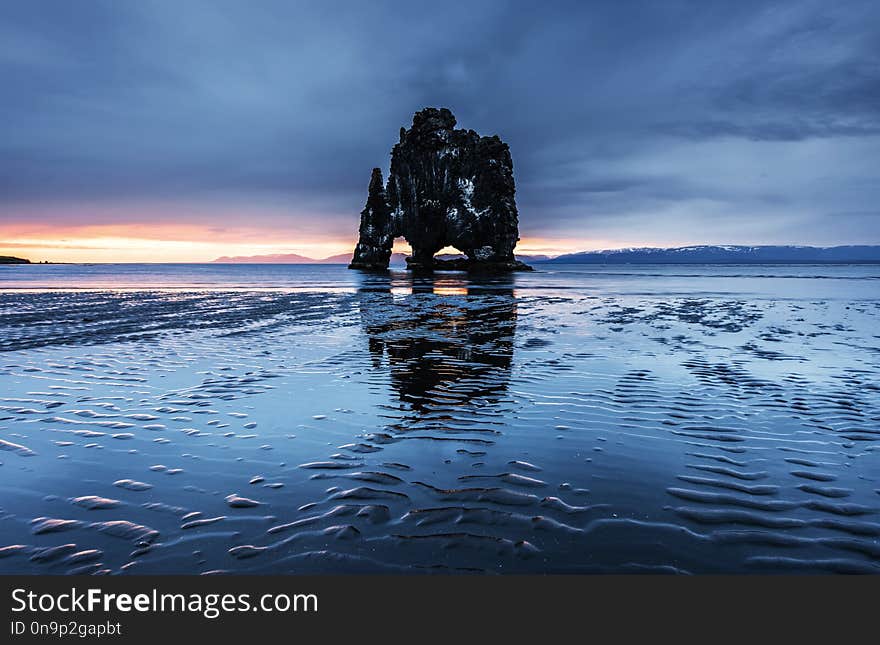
<box><xmin>350</xmin><ymin>168</ymin><xmax>395</xmax><ymax>270</ymax></box>
<box><xmin>349</xmin><ymin>108</ymin><xmax>530</xmax><ymax>271</ymax></box>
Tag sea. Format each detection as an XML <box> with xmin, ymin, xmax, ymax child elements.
<box><xmin>0</xmin><ymin>263</ymin><xmax>878</xmax><ymax>573</ymax></box>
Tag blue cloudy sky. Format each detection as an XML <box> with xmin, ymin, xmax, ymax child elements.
<box><xmin>1</xmin><ymin>0</ymin><xmax>879</xmax><ymax>261</ymax></box>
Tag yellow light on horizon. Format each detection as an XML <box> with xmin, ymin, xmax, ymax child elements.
<box><xmin>0</xmin><ymin>236</ymin><xmax>359</xmax><ymax>264</ymax></box>
<box><xmin>1</xmin><ymin>225</ymin><xmax>681</xmax><ymax>264</ymax></box>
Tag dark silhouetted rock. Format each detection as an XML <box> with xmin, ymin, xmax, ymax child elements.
<box><xmin>349</xmin><ymin>168</ymin><xmax>395</xmax><ymax>270</ymax></box>
<box><xmin>0</xmin><ymin>256</ymin><xmax>30</xmax><ymax>264</ymax></box>
<box><xmin>349</xmin><ymin>108</ymin><xmax>530</xmax><ymax>272</ymax></box>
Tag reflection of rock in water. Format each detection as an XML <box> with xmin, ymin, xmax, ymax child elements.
<box><xmin>358</xmin><ymin>274</ymin><xmax>516</xmax><ymax>411</ymax></box>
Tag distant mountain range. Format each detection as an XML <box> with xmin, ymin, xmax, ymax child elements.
<box><xmin>213</xmin><ymin>252</ymin><xmax>549</xmax><ymax>264</ymax></box>
<box><xmin>212</xmin><ymin>252</ymin><xmax>367</xmax><ymax>264</ymax></box>
<box><xmin>211</xmin><ymin>246</ymin><xmax>880</xmax><ymax>265</ymax></box>
<box><xmin>211</xmin><ymin>252</ymin><xmax>408</xmax><ymax>264</ymax></box>
<box><xmin>545</xmin><ymin>245</ymin><xmax>880</xmax><ymax>264</ymax></box>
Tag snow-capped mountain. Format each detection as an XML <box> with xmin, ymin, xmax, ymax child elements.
<box><xmin>546</xmin><ymin>245</ymin><xmax>880</xmax><ymax>264</ymax></box>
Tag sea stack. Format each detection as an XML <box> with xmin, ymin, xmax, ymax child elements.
<box><xmin>349</xmin><ymin>108</ymin><xmax>530</xmax><ymax>272</ymax></box>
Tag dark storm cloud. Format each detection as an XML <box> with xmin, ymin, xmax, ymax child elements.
<box><xmin>1</xmin><ymin>0</ymin><xmax>879</xmax><ymax>244</ymax></box>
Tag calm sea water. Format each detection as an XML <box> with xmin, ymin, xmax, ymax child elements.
<box><xmin>0</xmin><ymin>263</ymin><xmax>878</xmax><ymax>574</ymax></box>
<box><xmin>1</xmin><ymin>262</ymin><xmax>879</xmax><ymax>298</ymax></box>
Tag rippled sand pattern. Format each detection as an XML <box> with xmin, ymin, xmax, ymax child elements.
<box><xmin>1</xmin><ymin>269</ymin><xmax>878</xmax><ymax>574</ymax></box>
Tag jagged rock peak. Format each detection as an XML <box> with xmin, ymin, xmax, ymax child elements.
<box><xmin>349</xmin><ymin>108</ymin><xmax>531</xmax><ymax>272</ymax></box>
<box><xmin>402</xmin><ymin>107</ymin><xmax>457</xmax><ymax>145</ymax></box>
<box><xmin>348</xmin><ymin>168</ymin><xmax>394</xmax><ymax>270</ymax></box>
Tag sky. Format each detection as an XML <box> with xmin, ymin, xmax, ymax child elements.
<box><xmin>1</xmin><ymin>0</ymin><xmax>879</xmax><ymax>262</ymax></box>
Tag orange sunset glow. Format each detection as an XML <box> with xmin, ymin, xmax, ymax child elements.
<box><xmin>0</xmin><ymin>219</ymin><xmax>639</xmax><ymax>263</ymax></box>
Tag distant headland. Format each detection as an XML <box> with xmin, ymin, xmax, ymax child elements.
<box><xmin>0</xmin><ymin>256</ymin><xmax>30</xmax><ymax>264</ymax></box>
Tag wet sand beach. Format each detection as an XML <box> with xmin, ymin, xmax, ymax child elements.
<box><xmin>0</xmin><ymin>264</ymin><xmax>878</xmax><ymax>574</ymax></box>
